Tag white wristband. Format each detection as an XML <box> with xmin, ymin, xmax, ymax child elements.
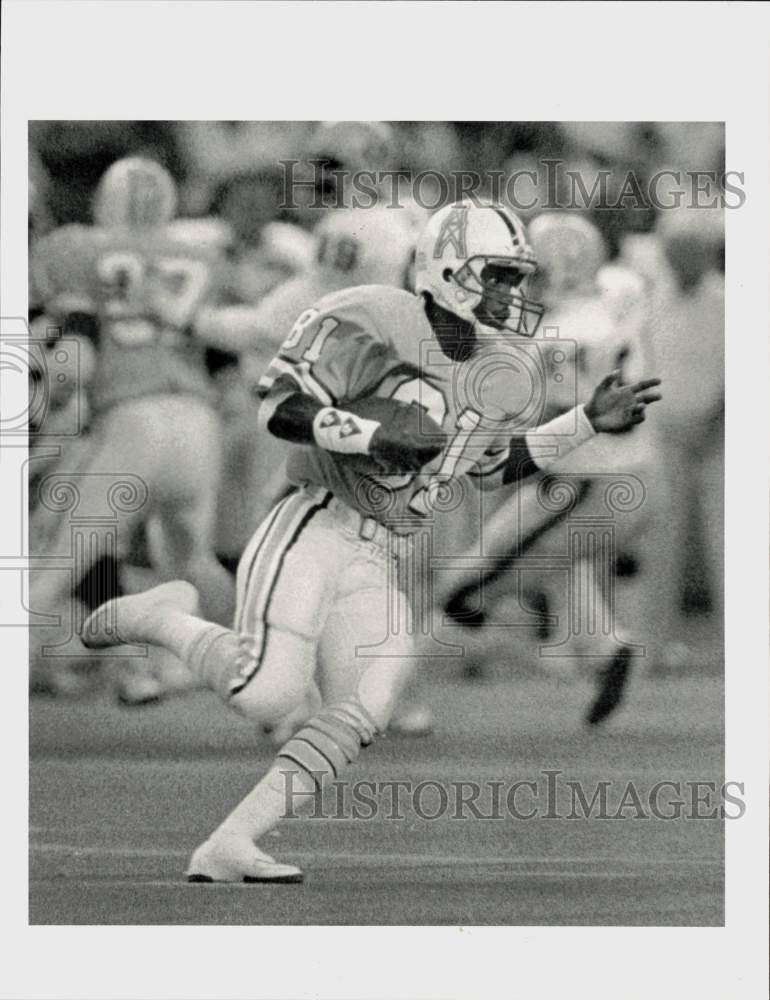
<box><xmin>524</xmin><ymin>404</ymin><xmax>597</xmax><ymax>471</ymax></box>
<box><xmin>312</xmin><ymin>406</ymin><xmax>380</xmax><ymax>456</ymax></box>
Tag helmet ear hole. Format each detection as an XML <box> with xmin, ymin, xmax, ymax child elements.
<box><xmin>442</xmin><ymin>268</ymin><xmax>453</xmax><ymax>282</ymax></box>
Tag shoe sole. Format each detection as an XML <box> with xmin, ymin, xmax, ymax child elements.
<box><xmin>187</xmin><ymin>872</ymin><xmax>304</xmax><ymax>884</ymax></box>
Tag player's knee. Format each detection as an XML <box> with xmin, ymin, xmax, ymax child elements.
<box><xmin>228</xmin><ymin>630</ymin><xmax>316</xmax><ymax>727</ymax></box>
<box><xmin>275</xmin><ymin>698</ymin><xmax>378</xmax><ymax>794</ymax></box>
<box><xmin>180</xmin><ymin>623</ymin><xmax>290</xmax><ymax>719</ymax></box>
<box><xmin>230</xmin><ymin>675</ymin><xmax>308</xmax><ymax>727</ymax></box>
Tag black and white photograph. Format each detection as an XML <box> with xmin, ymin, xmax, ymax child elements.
<box><xmin>2</xmin><ymin>3</ymin><xmax>768</xmax><ymax>1000</ymax></box>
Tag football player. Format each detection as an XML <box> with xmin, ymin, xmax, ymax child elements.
<box><xmin>29</xmin><ymin>157</ymin><xmax>235</xmax><ymax>675</ymax></box>
<box><xmin>82</xmin><ymin>200</ymin><xmax>661</xmax><ymax>882</ymax></box>
<box><xmin>442</xmin><ymin>213</ymin><xmax>662</xmax><ymax>722</ymax></box>
<box><xmin>198</xmin><ymin>205</ymin><xmax>430</xmax><ymax>736</ymax></box>
<box><xmin>647</xmin><ymin>207</ymin><xmax>724</xmax><ymax>660</ymax></box>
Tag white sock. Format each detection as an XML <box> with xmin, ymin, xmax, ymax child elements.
<box><xmin>145</xmin><ymin>610</ymin><xmax>240</xmax><ymax>696</ymax></box>
<box><xmin>215</xmin><ymin>763</ymin><xmax>316</xmax><ymax>843</ymax></box>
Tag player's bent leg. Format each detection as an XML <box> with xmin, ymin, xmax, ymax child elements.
<box><xmin>186</xmin><ymin>512</ymin><xmax>405</xmax><ymax>883</ymax></box>
<box><xmin>318</xmin><ymin>570</ymin><xmax>418</xmax><ymax>733</ymax></box>
<box><xmin>81</xmin><ymin>581</ymin><xmax>245</xmax><ymax>699</ymax></box>
<box><xmin>84</xmin><ymin>489</ymin><xmax>336</xmax><ymax>728</ymax></box>
<box><xmin>224</xmin><ymin>488</ymin><xmax>341</xmax><ymax>726</ymax></box>
<box><xmin>82</xmin><ymin>580</ymin><xmax>201</xmax><ymax>648</ymax></box>
<box><xmin>82</xmin><ymin>579</ymin><xmax>317</xmax><ymax>730</ymax></box>
<box><xmin>227</xmin><ymin>627</ymin><xmax>318</xmax><ymax>728</ymax></box>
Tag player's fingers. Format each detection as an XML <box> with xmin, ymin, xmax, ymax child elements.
<box><xmin>599</xmin><ymin>369</ymin><xmax>621</xmax><ymax>389</ymax></box>
<box><xmin>631</xmin><ymin>410</ymin><xmax>646</xmax><ymax>423</ymax></box>
<box><xmin>629</xmin><ymin>377</ymin><xmax>662</xmax><ymax>392</ymax></box>
<box><xmin>635</xmin><ymin>390</ymin><xmax>663</xmax><ymax>404</ymax></box>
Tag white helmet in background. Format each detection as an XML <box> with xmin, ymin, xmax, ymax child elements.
<box><xmin>314</xmin><ymin>206</ymin><xmax>413</xmax><ymax>287</ymax></box>
<box><xmin>260</xmin><ymin>221</ymin><xmax>316</xmax><ymax>274</ymax></box>
<box><xmin>414</xmin><ymin>200</ymin><xmax>543</xmax><ymax>336</ymax></box>
<box><xmin>302</xmin><ymin>121</ymin><xmax>399</xmax><ymax>213</ymax></box>
<box><xmin>656</xmin><ymin>205</ymin><xmax>724</xmax><ymax>290</ymax></box>
<box><xmin>527</xmin><ymin>212</ymin><xmax>607</xmax><ymax>305</ymax></box>
<box><xmin>306</xmin><ymin>120</ymin><xmax>397</xmax><ymax>173</ymax></box>
<box><xmin>93</xmin><ymin>156</ymin><xmax>178</xmax><ymax>229</ymax></box>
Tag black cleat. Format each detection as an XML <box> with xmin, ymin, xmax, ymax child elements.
<box><xmin>585</xmin><ymin>645</ymin><xmax>632</xmax><ymax>726</ymax></box>
<box><xmin>243</xmin><ymin>872</ymin><xmax>304</xmax><ymax>884</ymax></box>
<box><xmin>186</xmin><ymin>873</ymin><xmax>305</xmax><ymax>884</ymax></box>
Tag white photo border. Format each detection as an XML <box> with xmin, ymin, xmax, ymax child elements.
<box><xmin>2</xmin><ymin>2</ymin><xmax>768</xmax><ymax>998</ymax></box>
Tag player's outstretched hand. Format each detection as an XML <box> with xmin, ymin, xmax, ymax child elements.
<box><xmin>584</xmin><ymin>371</ymin><xmax>663</xmax><ymax>434</ymax></box>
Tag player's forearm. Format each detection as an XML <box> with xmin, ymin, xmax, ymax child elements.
<box><xmin>502</xmin><ymin>404</ymin><xmax>597</xmax><ymax>485</ymax></box>
<box><xmin>260</xmin><ymin>390</ymin><xmax>379</xmax><ymax>454</ymax></box>
<box><xmin>259</xmin><ymin>389</ymin><xmax>319</xmax><ymax>443</ymax></box>
<box><xmin>470</xmin><ymin>404</ymin><xmax>597</xmax><ymax>488</ymax></box>
<box><xmin>260</xmin><ymin>389</ymin><xmax>443</xmax><ymax>473</ymax></box>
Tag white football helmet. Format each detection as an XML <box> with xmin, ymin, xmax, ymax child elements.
<box><xmin>314</xmin><ymin>206</ymin><xmax>413</xmax><ymax>287</ymax></box>
<box><xmin>414</xmin><ymin>200</ymin><xmax>544</xmax><ymax>336</ymax></box>
<box><xmin>306</xmin><ymin>121</ymin><xmax>397</xmax><ymax>173</ymax></box>
<box><xmin>527</xmin><ymin>212</ymin><xmax>607</xmax><ymax>305</ymax></box>
<box><xmin>93</xmin><ymin>156</ymin><xmax>178</xmax><ymax>229</ymax></box>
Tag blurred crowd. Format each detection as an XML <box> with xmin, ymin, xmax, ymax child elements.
<box><xmin>28</xmin><ymin>121</ymin><xmax>725</xmax><ymax>703</ymax></box>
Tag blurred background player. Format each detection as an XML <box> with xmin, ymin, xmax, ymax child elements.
<box><xmin>29</xmin><ymin>157</ymin><xmax>235</xmax><ymax>698</ymax></box>
<box><xmin>646</xmin><ymin>205</ymin><xmax>724</xmax><ymax>657</ymax></box>
<box><xmin>439</xmin><ymin>212</ymin><xmax>665</xmax><ymax>723</ymax></box>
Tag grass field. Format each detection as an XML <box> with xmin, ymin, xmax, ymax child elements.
<box><xmin>29</xmin><ymin>672</ymin><xmax>724</xmax><ymax>926</ymax></box>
